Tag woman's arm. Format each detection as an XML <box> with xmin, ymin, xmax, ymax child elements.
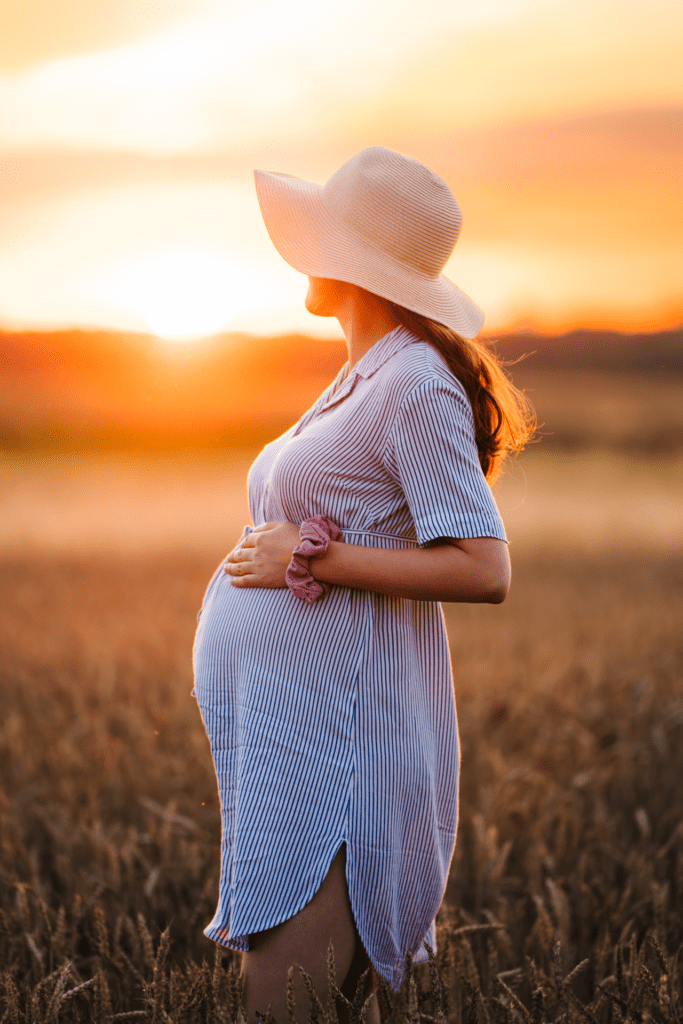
<box><xmin>311</xmin><ymin>535</ymin><xmax>509</xmax><ymax>603</ymax></box>
<box><xmin>226</xmin><ymin>522</ymin><xmax>510</xmax><ymax>604</ymax></box>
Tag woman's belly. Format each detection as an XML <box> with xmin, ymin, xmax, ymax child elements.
<box><xmin>192</xmin><ymin>566</ymin><xmax>361</xmax><ymax>889</ymax></box>
<box><xmin>192</xmin><ymin>564</ymin><xmax>366</xmax><ymax>730</ymax></box>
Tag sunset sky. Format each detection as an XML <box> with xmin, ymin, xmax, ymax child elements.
<box><xmin>0</xmin><ymin>0</ymin><xmax>681</xmax><ymax>339</ymax></box>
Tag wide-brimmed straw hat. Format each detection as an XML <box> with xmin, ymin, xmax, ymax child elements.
<box><xmin>254</xmin><ymin>146</ymin><xmax>484</xmax><ymax>339</ymax></box>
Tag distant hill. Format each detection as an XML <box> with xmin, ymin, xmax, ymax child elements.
<box><xmin>491</xmin><ymin>325</ymin><xmax>683</xmax><ymax>374</ymax></box>
<box><xmin>0</xmin><ymin>329</ymin><xmax>346</xmax><ymax>450</ymax></box>
<box><xmin>1</xmin><ymin>324</ymin><xmax>681</xmax><ymax>452</ymax></box>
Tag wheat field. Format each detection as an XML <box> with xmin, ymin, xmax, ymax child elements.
<box><xmin>1</xmin><ymin>445</ymin><xmax>682</xmax><ymax>1022</ymax></box>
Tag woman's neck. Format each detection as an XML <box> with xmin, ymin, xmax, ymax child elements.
<box><xmin>336</xmin><ymin>287</ymin><xmax>402</xmax><ymax>372</ymax></box>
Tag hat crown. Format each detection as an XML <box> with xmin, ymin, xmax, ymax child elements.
<box><xmin>321</xmin><ymin>147</ymin><xmax>462</xmax><ymax>277</ymax></box>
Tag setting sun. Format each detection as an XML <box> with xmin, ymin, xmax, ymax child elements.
<box><xmin>77</xmin><ymin>246</ymin><xmax>285</xmax><ymax>340</ymax></box>
<box><xmin>100</xmin><ymin>248</ymin><xmax>239</xmax><ymax>340</ymax></box>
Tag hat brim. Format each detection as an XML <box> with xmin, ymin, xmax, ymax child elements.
<box><xmin>254</xmin><ymin>169</ymin><xmax>484</xmax><ymax>339</ymax></box>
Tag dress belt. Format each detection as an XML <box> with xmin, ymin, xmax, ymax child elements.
<box><xmin>340</xmin><ymin>528</ymin><xmax>418</xmax><ymax>548</ymax></box>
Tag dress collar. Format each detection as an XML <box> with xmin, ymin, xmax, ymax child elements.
<box><xmin>319</xmin><ymin>326</ymin><xmax>416</xmax><ymax>412</ymax></box>
<box><xmin>348</xmin><ymin>325</ymin><xmax>417</xmax><ymax>380</ymax></box>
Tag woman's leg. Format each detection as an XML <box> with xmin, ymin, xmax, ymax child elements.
<box><xmin>241</xmin><ymin>845</ymin><xmax>380</xmax><ymax>1024</ymax></box>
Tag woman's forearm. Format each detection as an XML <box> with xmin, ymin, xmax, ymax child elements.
<box><xmin>310</xmin><ymin>537</ymin><xmax>510</xmax><ymax>604</ymax></box>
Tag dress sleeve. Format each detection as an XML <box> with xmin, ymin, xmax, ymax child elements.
<box><xmin>383</xmin><ymin>378</ymin><xmax>507</xmax><ymax>545</ymax></box>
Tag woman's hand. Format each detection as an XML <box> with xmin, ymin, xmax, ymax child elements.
<box><xmin>225</xmin><ymin>521</ymin><xmax>301</xmax><ymax>589</ymax></box>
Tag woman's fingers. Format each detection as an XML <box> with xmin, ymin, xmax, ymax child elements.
<box><xmin>225</xmin><ymin>557</ymin><xmax>256</xmax><ymax>585</ymax></box>
<box><xmin>226</xmin><ymin>550</ymin><xmax>252</xmax><ymax>569</ymax></box>
<box><xmin>224</xmin><ymin>522</ymin><xmax>295</xmax><ymax>589</ymax></box>
<box><xmin>227</xmin><ymin>524</ymin><xmax>271</xmax><ymax>560</ymax></box>
<box><xmin>226</xmin><ymin>531</ymin><xmax>258</xmax><ymax>561</ymax></box>
<box><xmin>246</xmin><ymin>521</ymin><xmax>275</xmax><ymax>538</ymax></box>
<box><xmin>226</xmin><ymin>522</ymin><xmax>285</xmax><ymax>562</ymax></box>
<box><xmin>228</xmin><ymin>568</ymin><xmax>257</xmax><ymax>587</ymax></box>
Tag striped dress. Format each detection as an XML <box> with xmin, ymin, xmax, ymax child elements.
<box><xmin>192</xmin><ymin>325</ymin><xmax>506</xmax><ymax>991</ymax></box>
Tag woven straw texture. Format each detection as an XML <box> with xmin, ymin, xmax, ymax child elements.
<box><xmin>254</xmin><ymin>147</ymin><xmax>484</xmax><ymax>339</ymax></box>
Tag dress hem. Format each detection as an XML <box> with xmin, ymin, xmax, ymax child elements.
<box><xmin>201</xmin><ymin>833</ymin><xmax>436</xmax><ymax>993</ymax></box>
<box><xmin>203</xmin><ymin>836</ymin><xmax>347</xmax><ymax>950</ymax></box>
<box><xmin>203</xmin><ymin>925</ymin><xmax>435</xmax><ymax>994</ymax></box>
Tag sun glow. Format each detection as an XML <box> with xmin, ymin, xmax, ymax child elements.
<box><xmin>79</xmin><ymin>247</ymin><xmax>283</xmax><ymax>341</ymax></box>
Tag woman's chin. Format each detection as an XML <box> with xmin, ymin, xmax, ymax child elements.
<box><xmin>305</xmin><ymin>300</ymin><xmax>332</xmax><ymax>317</ymax></box>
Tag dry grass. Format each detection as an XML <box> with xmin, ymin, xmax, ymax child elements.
<box><xmin>1</xmin><ymin>547</ymin><xmax>682</xmax><ymax>1022</ymax></box>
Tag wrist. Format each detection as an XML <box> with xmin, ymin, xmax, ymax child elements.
<box><xmin>285</xmin><ymin>516</ymin><xmax>344</xmax><ymax>603</ymax></box>
<box><xmin>307</xmin><ymin>541</ymin><xmax>339</xmax><ymax>580</ymax></box>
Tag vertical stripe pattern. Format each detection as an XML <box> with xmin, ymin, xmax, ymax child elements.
<box><xmin>192</xmin><ymin>326</ymin><xmax>506</xmax><ymax>991</ymax></box>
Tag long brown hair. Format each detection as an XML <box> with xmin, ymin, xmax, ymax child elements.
<box><xmin>386</xmin><ymin>302</ymin><xmax>536</xmax><ymax>483</ymax></box>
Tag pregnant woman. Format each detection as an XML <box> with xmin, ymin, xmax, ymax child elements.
<box><xmin>193</xmin><ymin>146</ymin><xmax>534</xmax><ymax>1021</ymax></box>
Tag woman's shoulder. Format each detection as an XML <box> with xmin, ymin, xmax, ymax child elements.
<box><xmin>379</xmin><ymin>332</ymin><xmax>469</xmax><ymax>405</ymax></box>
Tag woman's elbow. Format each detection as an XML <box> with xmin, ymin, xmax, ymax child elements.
<box><xmin>443</xmin><ymin>565</ymin><xmax>510</xmax><ymax>604</ymax></box>
<box><xmin>487</xmin><ymin>575</ymin><xmax>510</xmax><ymax>604</ymax></box>
<box><xmin>481</xmin><ymin>547</ymin><xmax>511</xmax><ymax>604</ymax></box>
<box><xmin>486</xmin><ymin>555</ymin><xmax>511</xmax><ymax>603</ymax></box>
<box><xmin>442</xmin><ymin>538</ymin><xmax>511</xmax><ymax>604</ymax></box>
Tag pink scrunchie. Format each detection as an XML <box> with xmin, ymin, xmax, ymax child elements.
<box><xmin>286</xmin><ymin>515</ymin><xmax>344</xmax><ymax>604</ymax></box>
